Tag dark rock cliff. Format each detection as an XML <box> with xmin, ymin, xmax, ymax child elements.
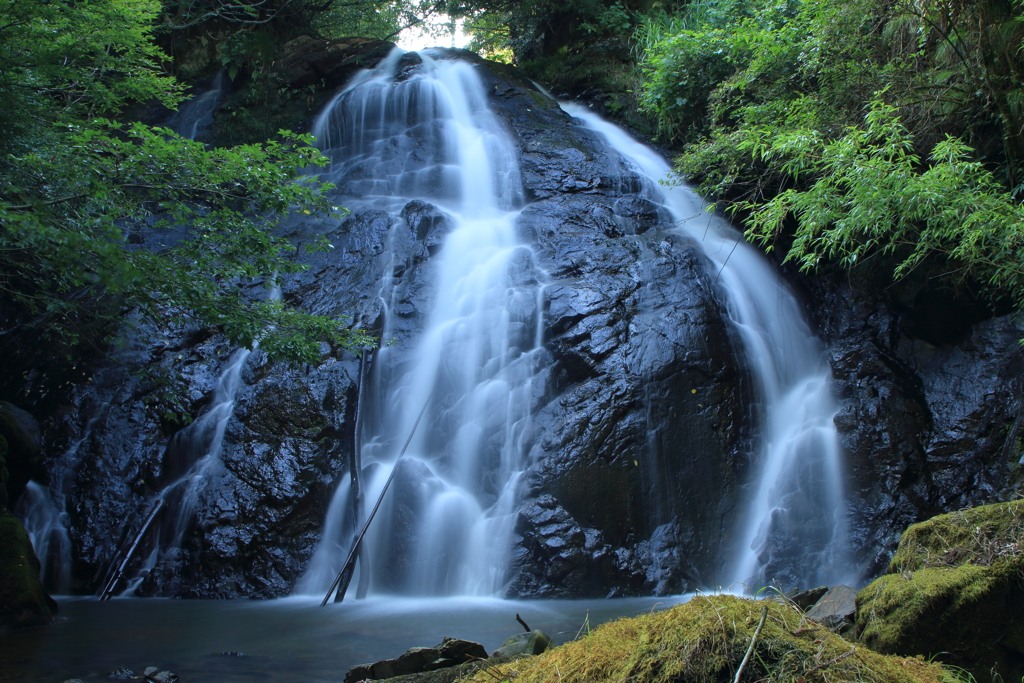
<box><xmin>17</xmin><ymin>43</ymin><xmax>1024</xmax><ymax>599</ymax></box>
<box><xmin>797</xmin><ymin>276</ymin><xmax>1024</xmax><ymax>579</ymax></box>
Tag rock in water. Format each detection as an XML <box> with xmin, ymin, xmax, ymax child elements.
<box><xmin>856</xmin><ymin>500</ymin><xmax>1024</xmax><ymax>680</ymax></box>
<box><xmin>345</xmin><ymin>637</ymin><xmax>488</xmax><ymax>683</ymax></box>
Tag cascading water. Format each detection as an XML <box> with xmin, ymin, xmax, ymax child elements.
<box><xmin>298</xmin><ymin>49</ymin><xmax>546</xmax><ymax>597</ymax></box>
<box><xmin>15</xmin><ymin>481</ymin><xmax>72</xmax><ymax>593</ymax></box>
<box><xmin>168</xmin><ymin>70</ymin><xmax>227</xmax><ymax>141</ymax></box>
<box><xmin>159</xmin><ymin>346</ymin><xmax>251</xmax><ymax>546</ymax></box>
<box><xmin>564</xmin><ymin>104</ymin><xmax>849</xmax><ymax>591</ymax></box>
<box><xmin>16</xmin><ymin>377</ymin><xmax>120</xmax><ymax>594</ymax></box>
<box><xmin>101</xmin><ymin>345</ymin><xmax>253</xmax><ymax>596</ymax></box>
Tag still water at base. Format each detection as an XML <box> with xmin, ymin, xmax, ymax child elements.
<box><xmin>0</xmin><ymin>595</ymin><xmax>691</xmax><ymax>682</ymax></box>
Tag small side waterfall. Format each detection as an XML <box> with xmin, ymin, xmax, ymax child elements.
<box><xmin>169</xmin><ymin>70</ymin><xmax>228</xmax><ymax>141</ymax></box>
<box><xmin>15</xmin><ymin>481</ymin><xmax>72</xmax><ymax>594</ymax></box>
<box><xmin>298</xmin><ymin>49</ymin><xmax>546</xmax><ymax>597</ymax></box>
<box><xmin>565</xmin><ymin>105</ymin><xmax>849</xmax><ymax>591</ymax></box>
<box><xmin>159</xmin><ymin>347</ymin><xmax>251</xmax><ymax>546</ymax></box>
<box><xmin>100</xmin><ymin>346</ymin><xmax>252</xmax><ymax>597</ymax></box>
<box><xmin>16</xmin><ymin>378</ymin><xmax>120</xmax><ymax>594</ymax></box>
<box><xmin>103</xmin><ymin>279</ymin><xmax>282</xmax><ymax>596</ymax></box>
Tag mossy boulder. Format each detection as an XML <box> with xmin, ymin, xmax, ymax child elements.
<box><xmin>0</xmin><ymin>402</ymin><xmax>44</xmax><ymax>506</ymax></box>
<box><xmin>856</xmin><ymin>500</ymin><xmax>1024</xmax><ymax>680</ymax></box>
<box><xmin>465</xmin><ymin>595</ymin><xmax>950</xmax><ymax>683</ymax></box>
<box><xmin>0</xmin><ymin>513</ymin><xmax>56</xmax><ymax>630</ymax></box>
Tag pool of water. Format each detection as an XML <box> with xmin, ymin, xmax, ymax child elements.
<box><xmin>0</xmin><ymin>595</ymin><xmax>691</xmax><ymax>682</ymax></box>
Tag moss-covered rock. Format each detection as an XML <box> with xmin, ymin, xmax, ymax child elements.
<box><xmin>0</xmin><ymin>402</ymin><xmax>43</xmax><ymax>506</ymax></box>
<box><xmin>0</xmin><ymin>513</ymin><xmax>56</xmax><ymax>630</ymax></box>
<box><xmin>856</xmin><ymin>500</ymin><xmax>1024</xmax><ymax>680</ymax></box>
<box><xmin>465</xmin><ymin>595</ymin><xmax>950</xmax><ymax>683</ymax></box>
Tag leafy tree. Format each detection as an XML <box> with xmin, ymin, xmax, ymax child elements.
<box><xmin>633</xmin><ymin>0</ymin><xmax>1024</xmax><ymax>320</ymax></box>
<box><xmin>0</xmin><ymin>0</ymin><xmax>368</xmax><ymax>374</ymax></box>
<box><xmin>743</xmin><ymin>99</ymin><xmax>1024</xmax><ymax>308</ymax></box>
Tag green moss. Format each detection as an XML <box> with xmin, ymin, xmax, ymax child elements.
<box><xmin>888</xmin><ymin>500</ymin><xmax>1024</xmax><ymax>574</ymax></box>
<box><xmin>857</xmin><ymin>501</ymin><xmax>1024</xmax><ymax>680</ymax></box>
<box><xmin>0</xmin><ymin>513</ymin><xmax>55</xmax><ymax>630</ymax></box>
<box><xmin>465</xmin><ymin>595</ymin><xmax>951</xmax><ymax>683</ymax></box>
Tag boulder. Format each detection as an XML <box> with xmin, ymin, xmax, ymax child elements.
<box><xmin>786</xmin><ymin>585</ymin><xmax>827</xmax><ymax>611</ymax></box>
<box><xmin>0</xmin><ymin>513</ymin><xmax>56</xmax><ymax>629</ymax></box>
<box><xmin>345</xmin><ymin>637</ymin><xmax>488</xmax><ymax>683</ymax></box>
<box><xmin>0</xmin><ymin>402</ymin><xmax>43</xmax><ymax>506</ymax></box>
<box><xmin>856</xmin><ymin>500</ymin><xmax>1024</xmax><ymax>680</ymax></box>
<box><xmin>491</xmin><ymin>630</ymin><xmax>555</xmax><ymax>658</ymax></box>
<box><xmin>804</xmin><ymin>584</ymin><xmax>857</xmax><ymax>631</ymax></box>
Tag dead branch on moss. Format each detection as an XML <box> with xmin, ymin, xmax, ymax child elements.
<box><xmin>733</xmin><ymin>604</ymin><xmax>769</xmax><ymax>683</ymax></box>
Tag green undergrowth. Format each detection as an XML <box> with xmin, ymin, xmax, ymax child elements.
<box><xmin>856</xmin><ymin>501</ymin><xmax>1024</xmax><ymax>680</ymax></box>
<box><xmin>464</xmin><ymin>595</ymin><xmax>952</xmax><ymax>683</ymax></box>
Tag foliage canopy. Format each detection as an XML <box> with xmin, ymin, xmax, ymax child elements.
<box><xmin>636</xmin><ymin>0</ymin><xmax>1024</xmax><ymax>312</ymax></box>
<box><xmin>0</xmin><ymin>0</ymin><xmax>369</xmax><ymax>372</ymax></box>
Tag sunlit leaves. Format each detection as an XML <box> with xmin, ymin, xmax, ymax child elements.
<box><xmin>0</xmin><ymin>0</ymin><xmax>368</xmax><ymax>365</ymax></box>
<box><xmin>744</xmin><ymin>99</ymin><xmax>1024</xmax><ymax>307</ymax></box>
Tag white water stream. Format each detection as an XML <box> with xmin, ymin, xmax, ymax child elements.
<box><xmin>298</xmin><ymin>50</ymin><xmax>546</xmax><ymax>597</ymax></box>
<box><xmin>302</xmin><ymin>53</ymin><xmax>850</xmax><ymax>596</ymax></box>
<box><xmin>564</xmin><ymin>105</ymin><xmax>849</xmax><ymax>590</ymax></box>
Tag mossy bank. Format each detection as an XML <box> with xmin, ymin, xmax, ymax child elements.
<box><xmin>856</xmin><ymin>500</ymin><xmax>1024</xmax><ymax>681</ymax></box>
<box><xmin>464</xmin><ymin>595</ymin><xmax>952</xmax><ymax>683</ymax></box>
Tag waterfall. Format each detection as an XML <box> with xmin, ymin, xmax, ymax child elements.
<box><xmin>298</xmin><ymin>49</ymin><xmax>546</xmax><ymax>597</ymax></box>
<box><xmin>169</xmin><ymin>70</ymin><xmax>227</xmax><ymax>141</ymax></box>
<box><xmin>159</xmin><ymin>346</ymin><xmax>251</xmax><ymax>547</ymax></box>
<box><xmin>15</xmin><ymin>375</ymin><xmax>121</xmax><ymax>594</ymax></box>
<box><xmin>564</xmin><ymin>104</ymin><xmax>849</xmax><ymax>591</ymax></box>
<box><xmin>100</xmin><ymin>345</ymin><xmax>252</xmax><ymax>597</ymax></box>
<box><xmin>15</xmin><ymin>481</ymin><xmax>72</xmax><ymax>594</ymax></box>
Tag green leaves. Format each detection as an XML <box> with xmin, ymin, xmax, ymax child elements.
<box><xmin>743</xmin><ymin>99</ymin><xmax>1024</xmax><ymax>307</ymax></box>
<box><xmin>0</xmin><ymin>1</ymin><xmax>368</xmax><ymax>367</ymax></box>
<box><xmin>1</xmin><ymin>118</ymin><xmax>365</xmax><ymax>363</ymax></box>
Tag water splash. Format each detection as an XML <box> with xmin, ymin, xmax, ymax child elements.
<box><xmin>564</xmin><ymin>104</ymin><xmax>849</xmax><ymax>591</ymax></box>
<box><xmin>299</xmin><ymin>50</ymin><xmax>546</xmax><ymax>597</ymax></box>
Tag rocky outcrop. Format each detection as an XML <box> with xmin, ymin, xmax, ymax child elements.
<box><xmin>855</xmin><ymin>501</ymin><xmax>1024</xmax><ymax>680</ymax></box>
<box><xmin>19</xmin><ymin>44</ymin><xmax>1024</xmax><ymax>601</ymax></box>
<box><xmin>798</xmin><ymin>276</ymin><xmax>1024</xmax><ymax>579</ymax></box>
<box><xmin>271</xmin><ymin>36</ymin><xmax>395</xmax><ymax>90</ymax></box>
<box><xmin>40</xmin><ymin>322</ymin><xmax>359</xmax><ymax>597</ymax></box>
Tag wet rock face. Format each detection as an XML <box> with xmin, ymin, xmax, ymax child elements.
<box><xmin>801</xmin><ymin>278</ymin><xmax>1024</xmax><ymax>579</ymax></box>
<box><xmin>31</xmin><ymin>51</ymin><xmax>752</xmax><ymax>599</ymax></box>
<box><xmin>42</xmin><ymin>327</ymin><xmax>358</xmax><ymax>598</ymax></box>
<box><xmin>29</xmin><ymin>48</ymin><xmax>1023</xmax><ymax>600</ymax></box>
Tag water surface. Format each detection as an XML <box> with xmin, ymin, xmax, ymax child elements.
<box><xmin>0</xmin><ymin>595</ymin><xmax>689</xmax><ymax>682</ymax></box>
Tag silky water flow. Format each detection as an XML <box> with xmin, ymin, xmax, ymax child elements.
<box><xmin>298</xmin><ymin>49</ymin><xmax>547</xmax><ymax>597</ymax></box>
<box><xmin>564</xmin><ymin>104</ymin><xmax>850</xmax><ymax>591</ymax></box>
